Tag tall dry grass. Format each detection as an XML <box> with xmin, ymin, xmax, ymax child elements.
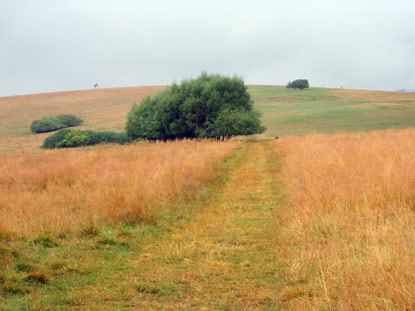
<box><xmin>274</xmin><ymin>128</ymin><xmax>415</xmax><ymax>310</ymax></box>
<box><xmin>0</xmin><ymin>140</ymin><xmax>237</xmax><ymax>236</ymax></box>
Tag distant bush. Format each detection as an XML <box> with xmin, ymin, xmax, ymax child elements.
<box><xmin>82</xmin><ymin>130</ymin><xmax>131</xmax><ymax>145</ymax></box>
<box><xmin>287</xmin><ymin>79</ymin><xmax>309</xmax><ymax>90</ymax></box>
<box><xmin>56</xmin><ymin>114</ymin><xmax>83</xmax><ymax>127</ymax></box>
<box><xmin>42</xmin><ymin>128</ymin><xmax>72</xmax><ymax>148</ymax></box>
<box><xmin>42</xmin><ymin>129</ymin><xmax>130</xmax><ymax>149</ymax></box>
<box><xmin>30</xmin><ymin>114</ymin><xmax>83</xmax><ymax>133</ymax></box>
<box><xmin>57</xmin><ymin>130</ymin><xmax>89</xmax><ymax>148</ymax></box>
<box><xmin>30</xmin><ymin>117</ymin><xmax>63</xmax><ymax>133</ymax></box>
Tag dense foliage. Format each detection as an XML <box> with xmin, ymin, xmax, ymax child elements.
<box><xmin>30</xmin><ymin>117</ymin><xmax>63</xmax><ymax>133</ymax></box>
<box><xmin>30</xmin><ymin>114</ymin><xmax>83</xmax><ymax>133</ymax></box>
<box><xmin>42</xmin><ymin>129</ymin><xmax>130</xmax><ymax>149</ymax></box>
<box><xmin>126</xmin><ymin>73</ymin><xmax>265</xmax><ymax>140</ymax></box>
<box><xmin>56</xmin><ymin>114</ymin><xmax>84</xmax><ymax>127</ymax></box>
<box><xmin>286</xmin><ymin>79</ymin><xmax>309</xmax><ymax>90</ymax></box>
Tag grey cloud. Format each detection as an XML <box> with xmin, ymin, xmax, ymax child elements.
<box><xmin>1</xmin><ymin>0</ymin><xmax>414</xmax><ymax>96</ymax></box>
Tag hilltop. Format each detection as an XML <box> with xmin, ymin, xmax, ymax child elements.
<box><xmin>1</xmin><ymin>85</ymin><xmax>414</xmax><ymax>153</ymax></box>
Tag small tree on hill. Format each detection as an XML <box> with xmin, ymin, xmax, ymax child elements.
<box><xmin>287</xmin><ymin>79</ymin><xmax>309</xmax><ymax>90</ymax></box>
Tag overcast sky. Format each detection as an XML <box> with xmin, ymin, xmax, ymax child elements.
<box><xmin>1</xmin><ymin>0</ymin><xmax>414</xmax><ymax>96</ymax></box>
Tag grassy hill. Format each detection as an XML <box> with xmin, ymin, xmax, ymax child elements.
<box><xmin>2</xmin><ymin>86</ymin><xmax>415</xmax><ymax>309</ymax></box>
<box><xmin>0</xmin><ymin>85</ymin><xmax>414</xmax><ymax>154</ymax></box>
<box><xmin>250</xmin><ymin>85</ymin><xmax>415</xmax><ymax>136</ymax></box>
<box><xmin>0</xmin><ymin>87</ymin><xmax>165</xmax><ymax>154</ymax></box>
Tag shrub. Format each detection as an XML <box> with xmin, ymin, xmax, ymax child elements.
<box><xmin>126</xmin><ymin>72</ymin><xmax>266</xmax><ymax>140</ymax></box>
<box><xmin>42</xmin><ymin>129</ymin><xmax>71</xmax><ymax>148</ymax></box>
<box><xmin>83</xmin><ymin>130</ymin><xmax>131</xmax><ymax>145</ymax></box>
<box><xmin>42</xmin><ymin>129</ymin><xmax>130</xmax><ymax>149</ymax></box>
<box><xmin>30</xmin><ymin>114</ymin><xmax>83</xmax><ymax>133</ymax></box>
<box><xmin>30</xmin><ymin>117</ymin><xmax>63</xmax><ymax>133</ymax></box>
<box><xmin>56</xmin><ymin>130</ymin><xmax>89</xmax><ymax>148</ymax></box>
<box><xmin>56</xmin><ymin>114</ymin><xmax>83</xmax><ymax>127</ymax></box>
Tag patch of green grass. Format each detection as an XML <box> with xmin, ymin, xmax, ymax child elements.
<box><xmin>15</xmin><ymin>262</ymin><xmax>35</xmax><ymax>273</ymax></box>
<box><xmin>33</xmin><ymin>235</ymin><xmax>58</xmax><ymax>248</ymax></box>
<box><xmin>249</xmin><ymin>85</ymin><xmax>415</xmax><ymax>136</ymax></box>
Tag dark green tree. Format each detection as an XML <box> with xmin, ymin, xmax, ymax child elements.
<box><xmin>287</xmin><ymin>79</ymin><xmax>309</xmax><ymax>90</ymax></box>
<box><xmin>126</xmin><ymin>73</ymin><xmax>265</xmax><ymax>140</ymax></box>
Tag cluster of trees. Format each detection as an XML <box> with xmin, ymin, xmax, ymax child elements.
<box><xmin>42</xmin><ymin>73</ymin><xmax>266</xmax><ymax>148</ymax></box>
<box><xmin>126</xmin><ymin>73</ymin><xmax>265</xmax><ymax>140</ymax></box>
<box><xmin>286</xmin><ymin>79</ymin><xmax>309</xmax><ymax>90</ymax></box>
<box><xmin>42</xmin><ymin>129</ymin><xmax>130</xmax><ymax>149</ymax></box>
<box><xmin>30</xmin><ymin>114</ymin><xmax>83</xmax><ymax>133</ymax></box>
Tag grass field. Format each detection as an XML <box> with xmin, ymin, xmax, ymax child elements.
<box><xmin>2</xmin><ymin>86</ymin><xmax>415</xmax><ymax>309</ymax></box>
<box><xmin>0</xmin><ymin>140</ymin><xmax>237</xmax><ymax>236</ymax></box>
<box><xmin>273</xmin><ymin>129</ymin><xmax>415</xmax><ymax>309</ymax></box>
<box><xmin>249</xmin><ymin>85</ymin><xmax>415</xmax><ymax>136</ymax></box>
<box><xmin>1</xmin><ymin>85</ymin><xmax>414</xmax><ymax>154</ymax></box>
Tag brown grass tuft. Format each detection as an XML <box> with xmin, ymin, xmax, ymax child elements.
<box><xmin>26</xmin><ymin>270</ymin><xmax>50</xmax><ymax>284</ymax></box>
<box><xmin>0</xmin><ymin>140</ymin><xmax>237</xmax><ymax>236</ymax></box>
<box><xmin>273</xmin><ymin>128</ymin><xmax>415</xmax><ymax>310</ymax></box>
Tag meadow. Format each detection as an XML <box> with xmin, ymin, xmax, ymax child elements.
<box><xmin>2</xmin><ymin>86</ymin><xmax>415</xmax><ymax>309</ymax></box>
<box><xmin>0</xmin><ymin>140</ymin><xmax>237</xmax><ymax>236</ymax></box>
<box><xmin>273</xmin><ymin>129</ymin><xmax>415</xmax><ymax>309</ymax></box>
<box><xmin>250</xmin><ymin>85</ymin><xmax>415</xmax><ymax>136</ymax></box>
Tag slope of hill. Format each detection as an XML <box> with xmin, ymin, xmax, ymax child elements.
<box><xmin>0</xmin><ymin>87</ymin><xmax>165</xmax><ymax>154</ymax></box>
<box><xmin>1</xmin><ymin>85</ymin><xmax>415</xmax><ymax>153</ymax></box>
<box><xmin>397</xmin><ymin>89</ymin><xmax>415</xmax><ymax>93</ymax></box>
<box><xmin>250</xmin><ymin>86</ymin><xmax>415</xmax><ymax>136</ymax></box>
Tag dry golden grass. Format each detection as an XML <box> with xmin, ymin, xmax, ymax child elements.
<box><xmin>273</xmin><ymin>128</ymin><xmax>415</xmax><ymax>310</ymax></box>
<box><xmin>333</xmin><ymin>88</ymin><xmax>415</xmax><ymax>107</ymax></box>
<box><xmin>0</xmin><ymin>140</ymin><xmax>237</xmax><ymax>236</ymax></box>
<box><xmin>0</xmin><ymin>86</ymin><xmax>165</xmax><ymax>154</ymax></box>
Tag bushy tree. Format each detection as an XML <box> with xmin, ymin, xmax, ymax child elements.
<box><xmin>56</xmin><ymin>114</ymin><xmax>83</xmax><ymax>127</ymax></box>
<box><xmin>210</xmin><ymin>109</ymin><xmax>266</xmax><ymax>138</ymax></box>
<box><xmin>82</xmin><ymin>130</ymin><xmax>130</xmax><ymax>145</ymax></box>
<box><xmin>126</xmin><ymin>73</ymin><xmax>265</xmax><ymax>140</ymax></box>
<box><xmin>287</xmin><ymin>79</ymin><xmax>309</xmax><ymax>90</ymax></box>
<box><xmin>42</xmin><ymin>128</ymin><xmax>72</xmax><ymax>148</ymax></box>
<box><xmin>56</xmin><ymin>129</ymin><xmax>89</xmax><ymax>148</ymax></box>
<box><xmin>30</xmin><ymin>114</ymin><xmax>83</xmax><ymax>133</ymax></box>
<box><xmin>30</xmin><ymin>117</ymin><xmax>63</xmax><ymax>133</ymax></box>
<box><xmin>42</xmin><ymin>129</ymin><xmax>130</xmax><ymax>149</ymax></box>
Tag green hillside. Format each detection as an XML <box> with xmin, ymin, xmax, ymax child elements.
<box><xmin>249</xmin><ymin>85</ymin><xmax>415</xmax><ymax>136</ymax></box>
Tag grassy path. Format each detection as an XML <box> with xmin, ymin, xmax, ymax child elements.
<box><xmin>2</xmin><ymin>141</ymin><xmax>284</xmax><ymax>310</ymax></box>
<box><xmin>130</xmin><ymin>141</ymin><xmax>281</xmax><ymax>310</ymax></box>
